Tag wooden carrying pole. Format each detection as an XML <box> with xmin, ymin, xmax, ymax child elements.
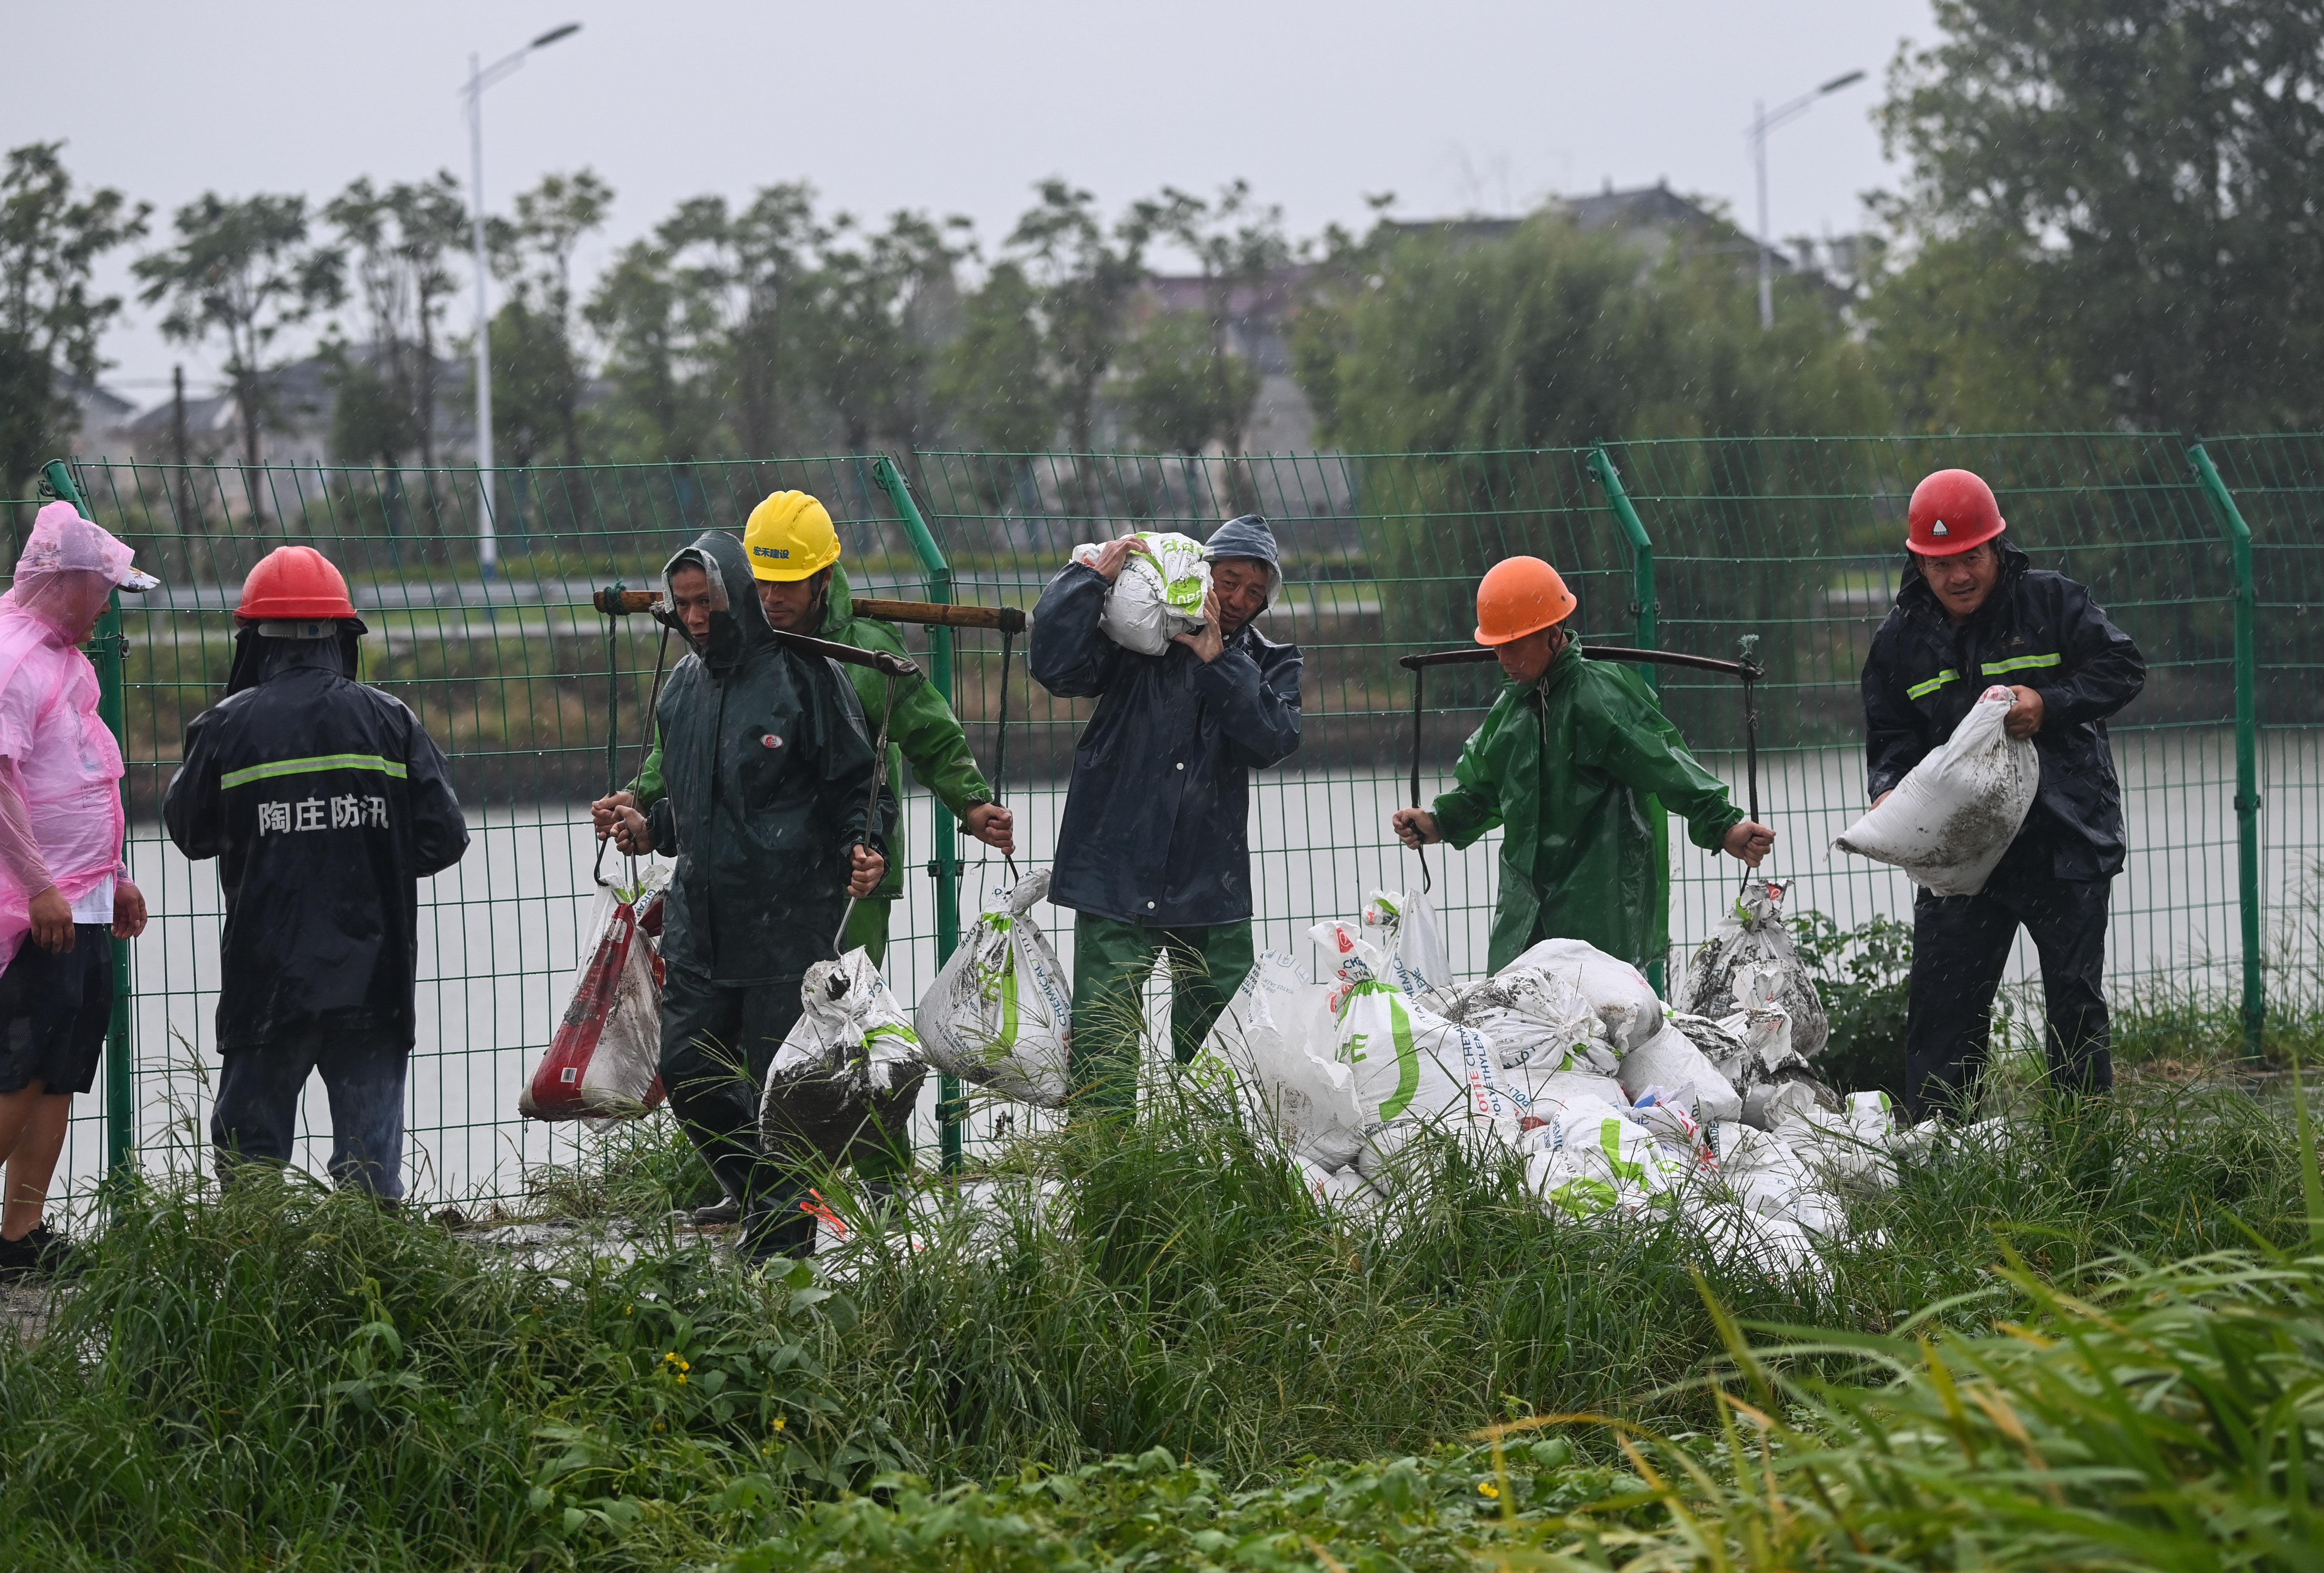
<box><xmin>592</xmin><ymin>587</ymin><xmax>1023</xmax><ymax>634</ymax></box>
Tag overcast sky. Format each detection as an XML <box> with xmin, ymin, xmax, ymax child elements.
<box><xmin>12</xmin><ymin>0</ymin><xmax>1936</xmax><ymax>411</ymax></box>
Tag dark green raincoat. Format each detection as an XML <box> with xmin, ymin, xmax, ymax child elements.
<box><xmin>636</xmin><ymin>566</ymin><xmax>990</xmax><ymax>904</ymax></box>
<box><xmin>1430</xmin><ymin>641</ymin><xmax>1742</xmax><ymax>974</ymax></box>
<box><xmin>643</xmin><ymin>533</ymin><xmax>893</xmax><ymax>987</ymax></box>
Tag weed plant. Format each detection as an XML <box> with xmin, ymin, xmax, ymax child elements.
<box><xmin>0</xmin><ymin>1075</ymin><xmax>2312</xmax><ymax>1568</ymax></box>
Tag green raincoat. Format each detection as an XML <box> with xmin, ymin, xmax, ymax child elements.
<box><xmin>1430</xmin><ymin>641</ymin><xmax>1742</xmax><ymax>974</ymax></box>
<box><xmin>636</xmin><ymin>566</ymin><xmax>993</xmax><ymax>903</ymax></box>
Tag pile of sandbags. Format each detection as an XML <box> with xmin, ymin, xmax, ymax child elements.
<box><xmin>1200</xmin><ymin>897</ymin><xmax>1904</xmax><ymax>1280</ymax></box>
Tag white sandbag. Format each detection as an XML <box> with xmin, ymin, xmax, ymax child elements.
<box><xmin>1506</xmin><ymin>1066</ymin><xmax>1629</xmax><ymax>1130</ymax></box>
<box><xmin>915</xmin><ymin>868</ymin><xmax>1072</xmax><ymax>1107</ymax></box>
<box><xmin>1522</xmin><ymin>1094</ymin><xmax>1682</xmax><ymax>1219</ymax></box>
<box><xmin>764</xmin><ymin>949</ymin><xmax>923</xmax><ymax>1103</ymax></box>
<box><xmin>1503</xmin><ymin>937</ymin><xmax>1665</xmax><ymax>1053</ymax></box>
<box><xmin>1742</xmin><ymin>1077</ymin><xmax>1825</xmax><ymax>1131</ymax></box>
<box><xmin>1310</xmin><ymin>917</ymin><xmax>1515</xmax><ymax>1134</ymax></box>
<box><xmin>1689</xmin><ymin>1200</ymin><xmax>1827</xmax><ymax>1284</ymax></box>
<box><xmin>1776</xmin><ymin>1092</ymin><xmax>1899</xmax><ymax>1185</ymax></box>
<box><xmin>1069</xmin><ymin>531</ymin><xmax>1212</xmax><ymax>655</ymax></box>
<box><xmin>1445</xmin><ymin>966</ymin><xmax>1618</xmax><ymax>1075</ymax></box>
<box><xmin>1198</xmin><ymin>949</ymin><xmax>1367</xmax><ymax>1169</ymax></box>
<box><xmin>1673</xmin><ymin>878</ymin><xmax>1829</xmax><ymax>1059</ymax></box>
<box><xmin>1833</xmin><ymin>684</ymin><xmax>2040</xmax><ymax>895</ymax></box>
<box><xmin>1617</xmin><ymin>1021</ymin><xmax>1743</xmax><ymax>1123</ymax></box>
<box><xmin>1714</xmin><ymin>1120</ymin><xmax>1846</xmax><ymax>1237</ymax></box>
<box><xmin>1714</xmin><ymin>999</ymin><xmax>1812</xmax><ymax>1084</ymax></box>
<box><xmin>1292</xmin><ymin>1154</ymin><xmax>1379</xmax><ymax>1212</ymax></box>
<box><xmin>1360</xmin><ymin>887</ymin><xmax>1453</xmax><ymax>998</ymax></box>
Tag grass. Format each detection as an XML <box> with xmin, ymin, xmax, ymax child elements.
<box><xmin>0</xmin><ymin>1071</ymin><xmax>2316</xmax><ymax>1569</ymax></box>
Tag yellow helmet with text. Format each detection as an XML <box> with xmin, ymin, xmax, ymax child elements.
<box><xmin>742</xmin><ymin>490</ymin><xmax>841</xmax><ymax>582</ymax></box>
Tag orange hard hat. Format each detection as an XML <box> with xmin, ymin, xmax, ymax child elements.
<box><xmin>1906</xmin><ymin>468</ymin><xmax>2006</xmax><ymax>556</ymax></box>
<box><xmin>237</xmin><ymin>546</ymin><xmax>356</xmax><ymax>621</ymax></box>
<box><xmin>1474</xmin><ymin>556</ymin><xmax>1579</xmax><ymax>645</ymax></box>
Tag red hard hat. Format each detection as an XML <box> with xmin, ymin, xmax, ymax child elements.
<box><xmin>1906</xmin><ymin>469</ymin><xmax>2006</xmax><ymax>556</ymax></box>
<box><xmin>237</xmin><ymin>546</ymin><xmax>356</xmax><ymax>620</ymax></box>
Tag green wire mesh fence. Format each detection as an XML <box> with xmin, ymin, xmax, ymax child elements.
<box><xmin>24</xmin><ymin>434</ymin><xmax>2322</xmax><ymax>1209</ymax></box>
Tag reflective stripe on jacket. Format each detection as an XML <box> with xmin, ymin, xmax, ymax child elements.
<box><xmin>1860</xmin><ymin>538</ymin><xmax>2145</xmax><ymax>881</ymax></box>
<box><xmin>163</xmin><ymin>640</ymin><xmax>469</xmax><ymax>1049</ymax></box>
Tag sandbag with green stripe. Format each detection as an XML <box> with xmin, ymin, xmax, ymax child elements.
<box><xmin>1307</xmin><ymin>917</ymin><xmax>1516</xmax><ymax>1183</ymax></box>
<box><xmin>1832</xmin><ymin>684</ymin><xmax>2038</xmax><ymax>896</ymax></box>
<box><xmin>914</xmin><ymin>868</ymin><xmax>1072</xmax><ymax>1108</ymax></box>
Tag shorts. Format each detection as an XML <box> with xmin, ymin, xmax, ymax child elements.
<box><xmin>0</xmin><ymin>925</ymin><xmax>115</xmax><ymax>1096</ymax></box>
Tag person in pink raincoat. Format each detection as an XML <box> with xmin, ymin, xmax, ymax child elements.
<box><xmin>0</xmin><ymin>501</ymin><xmax>156</xmax><ymax>1281</ymax></box>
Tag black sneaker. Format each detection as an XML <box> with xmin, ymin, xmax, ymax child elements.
<box><xmin>0</xmin><ymin>1224</ymin><xmax>74</xmax><ymax>1282</ymax></box>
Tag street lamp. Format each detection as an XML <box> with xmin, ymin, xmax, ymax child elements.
<box><xmin>1748</xmin><ymin>67</ymin><xmax>1865</xmax><ymax>331</ymax></box>
<box><xmin>461</xmin><ymin>21</ymin><xmax>580</xmax><ymax>579</ymax></box>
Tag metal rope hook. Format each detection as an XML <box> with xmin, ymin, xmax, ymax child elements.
<box><xmin>1407</xmin><ymin>657</ymin><xmax>1432</xmax><ymax>893</ymax></box>
<box><xmin>832</xmin><ymin>673</ymin><xmax>900</xmax><ymax>954</ymax></box>
<box><xmin>993</xmin><ymin>625</ymin><xmax>1019</xmax><ymax>884</ymax></box>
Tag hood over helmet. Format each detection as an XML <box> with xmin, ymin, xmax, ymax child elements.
<box><xmin>664</xmin><ymin>530</ymin><xmax>773</xmax><ymax>674</ymax></box>
<box><xmin>1204</xmin><ymin>514</ymin><xmax>1282</xmax><ymax>600</ymax></box>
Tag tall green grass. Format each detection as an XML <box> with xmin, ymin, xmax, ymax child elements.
<box><xmin>0</xmin><ymin>1075</ymin><xmax>2314</xmax><ymax>1569</ymax></box>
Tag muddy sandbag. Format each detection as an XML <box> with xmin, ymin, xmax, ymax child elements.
<box><xmin>1833</xmin><ymin>684</ymin><xmax>2039</xmax><ymax>895</ymax></box>
<box><xmin>759</xmin><ymin>950</ymin><xmax>926</xmax><ymax>1167</ymax></box>
<box><xmin>1502</xmin><ymin>937</ymin><xmax>1664</xmax><ymax>1054</ymax></box>
<box><xmin>1068</xmin><ymin>531</ymin><xmax>1212</xmax><ymax>655</ymax></box>
<box><xmin>1617</xmin><ymin>1020</ymin><xmax>1743</xmax><ymax>1123</ymax></box>
<box><xmin>1673</xmin><ymin>878</ymin><xmax>1829</xmax><ymax>1059</ymax></box>
<box><xmin>1444</xmin><ymin>966</ymin><xmax>1618</xmax><ymax>1074</ymax></box>
<box><xmin>1522</xmin><ymin>1094</ymin><xmax>1685</xmax><ymax>1220</ymax></box>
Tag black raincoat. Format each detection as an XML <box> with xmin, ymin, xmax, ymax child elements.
<box><xmin>646</xmin><ymin>531</ymin><xmax>893</xmax><ymax>987</ymax></box>
<box><xmin>1030</xmin><ymin>561</ymin><xmax>1303</xmax><ymax>927</ymax></box>
<box><xmin>163</xmin><ymin>636</ymin><xmax>470</xmax><ymax>1050</ymax></box>
<box><xmin>1861</xmin><ymin>538</ymin><xmax>2146</xmax><ymax>881</ymax></box>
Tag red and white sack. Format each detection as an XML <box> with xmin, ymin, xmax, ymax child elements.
<box><xmin>520</xmin><ymin>883</ymin><xmax>667</xmax><ymax>1120</ymax></box>
<box><xmin>1832</xmin><ymin>685</ymin><xmax>2039</xmax><ymax>896</ymax></box>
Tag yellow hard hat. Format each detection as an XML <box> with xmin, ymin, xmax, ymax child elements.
<box><xmin>743</xmin><ymin>490</ymin><xmax>841</xmax><ymax>581</ymax></box>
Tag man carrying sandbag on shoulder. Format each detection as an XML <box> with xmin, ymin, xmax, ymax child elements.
<box><xmin>1862</xmin><ymin>469</ymin><xmax>2144</xmax><ymax>1121</ymax></box>
<box><xmin>597</xmin><ymin>530</ymin><xmax>896</xmax><ymax>1264</ymax></box>
<box><xmin>1031</xmin><ymin>515</ymin><xmax>1303</xmax><ymax>1120</ymax></box>
<box><xmin>1390</xmin><ymin>556</ymin><xmax>1775</xmax><ymax>975</ymax></box>
<box><xmin>166</xmin><ymin>547</ymin><xmax>469</xmax><ymax>1200</ymax></box>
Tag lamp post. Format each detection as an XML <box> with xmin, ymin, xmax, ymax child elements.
<box><xmin>462</xmin><ymin>21</ymin><xmax>580</xmax><ymax>580</ymax></box>
<box><xmin>1748</xmin><ymin>67</ymin><xmax>1864</xmax><ymax>331</ymax></box>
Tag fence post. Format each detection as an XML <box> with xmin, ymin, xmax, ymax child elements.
<box><xmin>40</xmin><ymin>460</ymin><xmax>139</xmax><ymax>1195</ymax></box>
<box><xmin>871</xmin><ymin>454</ymin><xmax>965</xmax><ymax>1172</ymax></box>
<box><xmin>2189</xmin><ymin>444</ymin><xmax>2266</xmax><ymax>1064</ymax></box>
<box><xmin>1587</xmin><ymin>446</ymin><xmax>1669</xmax><ymax>992</ymax></box>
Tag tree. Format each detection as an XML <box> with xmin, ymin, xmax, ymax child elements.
<box><xmin>0</xmin><ymin>142</ymin><xmax>148</xmax><ymax>495</ymax></box>
<box><xmin>134</xmin><ymin>193</ymin><xmax>343</xmax><ymax>522</ymax></box>
<box><xmin>656</xmin><ymin>183</ymin><xmax>814</xmax><ymax>456</ymax></box>
<box><xmin>487</xmin><ymin>170</ymin><xmax>611</xmax><ymax>467</ymax></box>
<box><xmin>1148</xmin><ymin>180</ymin><xmax>1288</xmax><ymax>461</ymax></box>
<box><xmin>324</xmin><ymin>173</ymin><xmax>467</xmax><ymax>468</ymax></box>
<box><xmin>1004</xmin><ymin>181</ymin><xmax>1157</xmax><ymax>507</ymax></box>
<box><xmin>1875</xmin><ymin>0</ymin><xmax>2324</xmax><ymax>433</ymax></box>
<box><xmin>1292</xmin><ymin>213</ymin><xmax>1881</xmax><ymax>453</ymax></box>
<box><xmin>937</xmin><ymin>260</ymin><xmax>1055</xmax><ymax>452</ymax></box>
<box><xmin>584</xmin><ymin>236</ymin><xmax>720</xmax><ymax>463</ymax></box>
<box><xmin>796</xmin><ymin>210</ymin><xmax>969</xmax><ymax>452</ymax></box>
<box><xmin>1117</xmin><ymin>308</ymin><xmax>1254</xmax><ymax>454</ymax></box>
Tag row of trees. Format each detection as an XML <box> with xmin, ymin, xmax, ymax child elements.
<box><xmin>6</xmin><ymin>0</ymin><xmax>2318</xmax><ymax>503</ymax></box>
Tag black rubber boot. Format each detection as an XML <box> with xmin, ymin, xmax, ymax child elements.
<box><xmin>738</xmin><ymin>1190</ymin><xmax>817</xmax><ymax>1267</ymax></box>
